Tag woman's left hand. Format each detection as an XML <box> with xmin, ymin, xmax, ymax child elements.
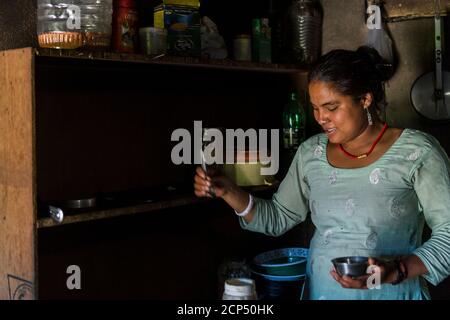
<box><xmin>330</xmin><ymin>257</ymin><xmax>397</xmax><ymax>289</ymax></box>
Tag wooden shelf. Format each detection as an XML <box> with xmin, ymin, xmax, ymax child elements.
<box><xmin>35</xmin><ymin>48</ymin><xmax>308</xmax><ymax>74</ymax></box>
<box><xmin>37</xmin><ymin>183</ymin><xmax>279</xmax><ymax>229</ymax></box>
<box><xmin>37</xmin><ymin>193</ymin><xmax>205</xmax><ymax>229</ymax></box>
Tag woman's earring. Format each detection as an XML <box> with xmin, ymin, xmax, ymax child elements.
<box><xmin>366</xmin><ymin>108</ymin><xmax>373</xmax><ymax>126</ymax></box>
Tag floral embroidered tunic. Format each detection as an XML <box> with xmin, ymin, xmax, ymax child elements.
<box><xmin>240</xmin><ymin>129</ymin><xmax>450</xmax><ymax>300</ymax></box>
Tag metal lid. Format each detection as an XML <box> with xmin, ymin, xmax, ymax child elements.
<box><xmin>61</xmin><ymin>197</ymin><xmax>97</xmax><ymax>209</ymax></box>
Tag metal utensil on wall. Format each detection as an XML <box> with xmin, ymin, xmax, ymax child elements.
<box><xmin>411</xmin><ymin>0</ymin><xmax>450</xmax><ymax>121</ymax></box>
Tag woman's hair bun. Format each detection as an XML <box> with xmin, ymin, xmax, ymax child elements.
<box><xmin>356</xmin><ymin>45</ymin><xmax>393</xmax><ymax>81</ymax></box>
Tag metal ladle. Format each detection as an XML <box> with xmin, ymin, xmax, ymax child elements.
<box><xmin>411</xmin><ymin>0</ymin><xmax>450</xmax><ymax>121</ymax></box>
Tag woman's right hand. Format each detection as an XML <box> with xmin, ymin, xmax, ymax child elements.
<box><xmin>194</xmin><ymin>166</ymin><xmax>232</xmax><ymax>198</ymax></box>
<box><xmin>194</xmin><ymin>166</ymin><xmax>255</xmax><ymax>222</ymax></box>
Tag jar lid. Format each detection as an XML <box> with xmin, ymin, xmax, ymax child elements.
<box><xmin>224</xmin><ymin>278</ymin><xmax>255</xmax><ymax>297</ymax></box>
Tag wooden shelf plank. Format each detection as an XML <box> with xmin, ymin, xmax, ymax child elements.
<box><xmin>37</xmin><ymin>183</ymin><xmax>279</xmax><ymax>229</ymax></box>
<box><xmin>367</xmin><ymin>0</ymin><xmax>449</xmax><ymax>22</ymax></box>
<box><xmin>0</xmin><ymin>47</ymin><xmax>36</xmax><ymax>299</ymax></box>
<box><xmin>37</xmin><ymin>193</ymin><xmax>205</xmax><ymax>229</ymax></box>
<box><xmin>34</xmin><ymin>48</ymin><xmax>308</xmax><ymax>74</ymax></box>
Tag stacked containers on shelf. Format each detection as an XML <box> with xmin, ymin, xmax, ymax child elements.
<box><xmin>37</xmin><ymin>0</ymin><xmax>113</xmax><ymax>50</ymax></box>
<box><xmin>153</xmin><ymin>0</ymin><xmax>201</xmax><ymax>57</ymax></box>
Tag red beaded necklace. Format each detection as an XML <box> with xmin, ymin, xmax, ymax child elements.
<box><xmin>339</xmin><ymin>123</ymin><xmax>389</xmax><ymax>159</ymax></box>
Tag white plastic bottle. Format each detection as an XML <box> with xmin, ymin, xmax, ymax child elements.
<box><xmin>222</xmin><ymin>278</ymin><xmax>257</xmax><ymax>300</ymax></box>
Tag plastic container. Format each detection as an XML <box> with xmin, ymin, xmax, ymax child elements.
<box><xmin>112</xmin><ymin>0</ymin><xmax>139</xmax><ymax>53</ymax></box>
<box><xmin>37</xmin><ymin>0</ymin><xmax>113</xmax><ymax>50</ymax></box>
<box><xmin>222</xmin><ymin>278</ymin><xmax>257</xmax><ymax>300</ymax></box>
<box><xmin>285</xmin><ymin>0</ymin><xmax>322</xmax><ymax>65</ymax></box>
<box><xmin>139</xmin><ymin>27</ymin><xmax>167</xmax><ymax>55</ymax></box>
<box><xmin>251</xmin><ymin>273</ymin><xmax>306</xmax><ymax>300</ymax></box>
<box><xmin>233</xmin><ymin>34</ymin><xmax>252</xmax><ymax>61</ymax></box>
<box><xmin>217</xmin><ymin>257</ymin><xmax>251</xmax><ymax>298</ymax></box>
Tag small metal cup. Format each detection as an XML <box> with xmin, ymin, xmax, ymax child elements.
<box><xmin>332</xmin><ymin>256</ymin><xmax>369</xmax><ymax>278</ymax></box>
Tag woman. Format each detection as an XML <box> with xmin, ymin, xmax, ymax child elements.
<box><xmin>194</xmin><ymin>46</ymin><xmax>450</xmax><ymax>300</ymax></box>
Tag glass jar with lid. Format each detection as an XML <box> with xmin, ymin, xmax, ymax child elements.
<box><xmin>37</xmin><ymin>0</ymin><xmax>113</xmax><ymax>50</ymax></box>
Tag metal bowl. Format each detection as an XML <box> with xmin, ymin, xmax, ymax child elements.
<box><xmin>331</xmin><ymin>256</ymin><xmax>369</xmax><ymax>278</ymax></box>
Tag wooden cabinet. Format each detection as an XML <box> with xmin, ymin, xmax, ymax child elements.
<box><xmin>0</xmin><ymin>47</ymin><xmax>310</xmax><ymax>299</ymax></box>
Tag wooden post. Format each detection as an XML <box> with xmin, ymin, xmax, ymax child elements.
<box><xmin>0</xmin><ymin>48</ymin><xmax>36</xmax><ymax>299</ymax></box>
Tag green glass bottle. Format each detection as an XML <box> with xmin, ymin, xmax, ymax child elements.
<box><xmin>282</xmin><ymin>92</ymin><xmax>306</xmax><ymax>150</ymax></box>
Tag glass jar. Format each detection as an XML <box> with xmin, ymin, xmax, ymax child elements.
<box><xmin>233</xmin><ymin>35</ymin><xmax>252</xmax><ymax>61</ymax></box>
<box><xmin>37</xmin><ymin>0</ymin><xmax>113</xmax><ymax>50</ymax></box>
<box><xmin>81</xmin><ymin>0</ymin><xmax>114</xmax><ymax>50</ymax></box>
<box><xmin>285</xmin><ymin>0</ymin><xmax>322</xmax><ymax>65</ymax></box>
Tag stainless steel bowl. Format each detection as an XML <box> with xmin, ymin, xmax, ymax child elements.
<box><xmin>61</xmin><ymin>197</ymin><xmax>97</xmax><ymax>209</ymax></box>
<box><xmin>331</xmin><ymin>256</ymin><xmax>369</xmax><ymax>278</ymax></box>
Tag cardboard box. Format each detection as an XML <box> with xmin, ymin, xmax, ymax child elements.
<box><xmin>154</xmin><ymin>4</ymin><xmax>201</xmax><ymax>57</ymax></box>
<box><xmin>163</xmin><ymin>0</ymin><xmax>200</xmax><ymax>8</ymax></box>
<box><xmin>222</xmin><ymin>151</ymin><xmax>276</xmax><ymax>187</ymax></box>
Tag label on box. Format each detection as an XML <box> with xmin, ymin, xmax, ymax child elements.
<box><xmin>163</xmin><ymin>0</ymin><xmax>200</xmax><ymax>8</ymax></box>
<box><xmin>168</xmin><ymin>28</ymin><xmax>201</xmax><ymax>56</ymax></box>
<box><xmin>154</xmin><ymin>4</ymin><xmax>201</xmax><ymax>56</ymax></box>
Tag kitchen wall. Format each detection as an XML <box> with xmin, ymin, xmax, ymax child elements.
<box><xmin>0</xmin><ymin>0</ymin><xmax>37</xmax><ymax>50</ymax></box>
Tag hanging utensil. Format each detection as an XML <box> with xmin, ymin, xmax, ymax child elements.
<box><xmin>411</xmin><ymin>0</ymin><xmax>450</xmax><ymax>121</ymax></box>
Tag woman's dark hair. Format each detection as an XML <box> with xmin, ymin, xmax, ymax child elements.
<box><xmin>308</xmin><ymin>46</ymin><xmax>390</xmax><ymax>114</ymax></box>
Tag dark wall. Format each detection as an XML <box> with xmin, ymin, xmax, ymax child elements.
<box><xmin>34</xmin><ymin>56</ymin><xmax>306</xmax><ymax>299</ymax></box>
<box><xmin>0</xmin><ymin>0</ymin><xmax>37</xmax><ymax>50</ymax></box>
<box><xmin>38</xmin><ymin>190</ymin><xmax>314</xmax><ymax>299</ymax></box>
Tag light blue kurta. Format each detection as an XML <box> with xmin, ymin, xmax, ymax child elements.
<box><xmin>240</xmin><ymin>129</ymin><xmax>450</xmax><ymax>300</ymax></box>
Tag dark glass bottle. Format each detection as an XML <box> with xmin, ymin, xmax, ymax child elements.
<box><xmin>282</xmin><ymin>92</ymin><xmax>306</xmax><ymax>150</ymax></box>
<box><xmin>268</xmin><ymin>0</ymin><xmax>284</xmax><ymax>63</ymax></box>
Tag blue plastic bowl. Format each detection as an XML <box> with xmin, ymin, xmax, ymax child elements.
<box><xmin>251</xmin><ymin>248</ymin><xmax>308</xmax><ymax>276</ymax></box>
